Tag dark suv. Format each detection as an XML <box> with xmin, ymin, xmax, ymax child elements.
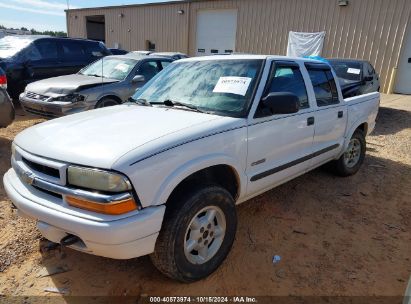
<box><xmin>0</xmin><ymin>35</ymin><xmax>111</xmax><ymax>99</ymax></box>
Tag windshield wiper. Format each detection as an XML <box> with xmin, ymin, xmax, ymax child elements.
<box><xmin>162</xmin><ymin>99</ymin><xmax>204</xmax><ymax>113</ymax></box>
<box><xmin>83</xmin><ymin>73</ymin><xmax>105</xmax><ymax>78</ymax></box>
<box><xmin>128</xmin><ymin>97</ymin><xmax>152</xmax><ymax>106</ymax></box>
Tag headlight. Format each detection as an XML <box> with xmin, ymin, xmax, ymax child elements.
<box><xmin>67</xmin><ymin>166</ymin><xmax>132</xmax><ymax>192</ymax></box>
<box><xmin>53</xmin><ymin>93</ymin><xmax>85</xmax><ymax>102</ymax></box>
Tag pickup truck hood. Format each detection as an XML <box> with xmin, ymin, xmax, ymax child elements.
<box><xmin>24</xmin><ymin>74</ymin><xmax>118</xmax><ymax>96</ymax></box>
<box><xmin>14</xmin><ymin>105</ymin><xmax>234</xmax><ymax>168</ymax></box>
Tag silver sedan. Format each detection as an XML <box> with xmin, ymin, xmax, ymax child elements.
<box><xmin>19</xmin><ymin>54</ymin><xmax>173</xmax><ymax>118</ymax></box>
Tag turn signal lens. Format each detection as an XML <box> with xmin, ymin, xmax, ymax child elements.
<box><xmin>65</xmin><ymin>196</ymin><xmax>137</xmax><ymax>215</ymax></box>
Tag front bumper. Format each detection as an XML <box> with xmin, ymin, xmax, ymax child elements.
<box><xmin>19</xmin><ymin>95</ymin><xmax>93</xmax><ymax>118</ymax></box>
<box><xmin>3</xmin><ymin>168</ymin><xmax>165</xmax><ymax>259</ymax></box>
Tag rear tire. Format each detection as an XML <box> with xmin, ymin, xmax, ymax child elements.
<box><xmin>150</xmin><ymin>185</ymin><xmax>237</xmax><ymax>282</ymax></box>
<box><xmin>95</xmin><ymin>97</ymin><xmax>119</xmax><ymax>108</ymax></box>
<box><xmin>333</xmin><ymin>130</ymin><xmax>366</xmax><ymax>177</ymax></box>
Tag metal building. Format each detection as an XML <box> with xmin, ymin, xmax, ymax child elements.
<box><xmin>66</xmin><ymin>0</ymin><xmax>411</xmax><ymax>94</ymax></box>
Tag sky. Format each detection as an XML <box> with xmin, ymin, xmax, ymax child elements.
<box><xmin>0</xmin><ymin>0</ymin><xmax>177</xmax><ymax>32</ymax></box>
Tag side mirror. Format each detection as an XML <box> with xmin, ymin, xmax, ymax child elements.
<box><xmin>132</xmin><ymin>75</ymin><xmax>145</xmax><ymax>83</ymax></box>
<box><xmin>261</xmin><ymin>92</ymin><xmax>300</xmax><ymax>115</ymax></box>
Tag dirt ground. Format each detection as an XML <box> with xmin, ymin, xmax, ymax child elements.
<box><xmin>0</xmin><ymin>95</ymin><xmax>410</xmax><ymax>299</ymax></box>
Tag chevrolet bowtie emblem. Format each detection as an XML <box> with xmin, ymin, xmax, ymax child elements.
<box><xmin>18</xmin><ymin>168</ymin><xmax>35</xmax><ymax>185</ymax></box>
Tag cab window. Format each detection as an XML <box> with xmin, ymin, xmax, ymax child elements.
<box><xmin>306</xmin><ymin>67</ymin><xmax>339</xmax><ymax>107</ymax></box>
<box><xmin>265</xmin><ymin>64</ymin><xmax>309</xmax><ymax>109</ymax></box>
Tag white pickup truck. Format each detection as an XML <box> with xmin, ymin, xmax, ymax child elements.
<box><xmin>4</xmin><ymin>55</ymin><xmax>379</xmax><ymax>282</ymax></box>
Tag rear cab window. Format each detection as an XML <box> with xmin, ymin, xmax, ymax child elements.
<box><xmin>305</xmin><ymin>63</ymin><xmax>339</xmax><ymax>107</ymax></box>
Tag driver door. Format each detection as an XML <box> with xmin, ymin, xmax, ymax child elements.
<box><xmin>246</xmin><ymin>60</ymin><xmax>315</xmax><ymax>196</ymax></box>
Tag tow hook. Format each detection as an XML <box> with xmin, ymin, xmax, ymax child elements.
<box><xmin>60</xmin><ymin>234</ymin><xmax>80</xmax><ymax>246</ymax></box>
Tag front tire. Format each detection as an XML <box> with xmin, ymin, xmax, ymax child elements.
<box><xmin>150</xmin><ymin>185</ymin><xmax>237</xmax><ymax>282</ymax></box>
<box><xmin>333</xmin><ymin>130</ymin><xmax>366</xmax><ymax>176</ymax></box>
<box><xmin>95</xmin><ymin>97</ymin><xmax>119</xmax><ymax>108</ymax></box>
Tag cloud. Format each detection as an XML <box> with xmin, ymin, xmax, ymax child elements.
<box><xmin>0</xmin><ymin>2</ymin><xmax>65</xmax><ymax>16</ymax></box>
<box><xmin>9</xmin><ymin>0</ymin><xmax>78</xmax><ymax>10</ymax></box>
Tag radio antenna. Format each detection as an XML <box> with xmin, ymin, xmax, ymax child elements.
<box><xmin>101</xmin><ymin>56</ymin><xmax>104</xmax><ymax>85</ymax></box>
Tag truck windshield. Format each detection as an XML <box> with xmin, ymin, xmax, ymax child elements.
<box><xmin>0</xmin><ymin>36</ymin><xmax>36</xmax><ymax>58</ymax></box>
<box><xmin>79</xmin><ymin>58</ymin><xmax>137</xmax><ymax>80</ymax></box>
<box><xmin>330</xmin><ymin>61</ymin><xmax>362</xmax><ymax>81</ymax></box>
<box><xmin>132</xmin><ymin>59</ymin><xmax>264</xmax><ymax>117</ymax></box>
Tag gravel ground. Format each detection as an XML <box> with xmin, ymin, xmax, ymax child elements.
<box><xmin>0</xmin><ymin>95</ymin><xmax>410</xmax><ymax>298</ymax></box>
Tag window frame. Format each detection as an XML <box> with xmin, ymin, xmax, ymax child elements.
<box><xmin>60</xmin><ymin>40</ymin><xmax>87</xmax><ymax>60</ymax></box>
<box><xmin>32</xmin><ymin>39</ymin><xmax>60</xmax><ymax>61</ymax></box>
<box><xmin>305</xmin><ymin>63</ymin><xmax>340</xmax><ymax>107</ymax></box>
<box><xmin>255</xmin><ymin>60</ymin><xmax>310</xmax><ymax>118</ymax></box>
<box><xmin>136</xmin><ymin>59</ymin><xmax>162</xmax><ymax>82</ymax></box>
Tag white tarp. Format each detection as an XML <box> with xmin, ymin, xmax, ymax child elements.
<box><xmin>287</xmin><ymin>31</ymin><xmax>326</xmax><ymax>57</ymax></box>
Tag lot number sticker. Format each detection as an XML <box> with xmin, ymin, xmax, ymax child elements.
<box><xmin>115</xmin><ymin>63</ymin><xmax>129</xmax><ymax>73</ymax></box>
<box><xmin>347</xmin><ymin>68</ymin><xmax>361</xmax><ymax>75</ymax></box>
<box><xmin>213</xmin><ymin>77</ymin><xmax>252</xmax><ymax>96</ymax></box>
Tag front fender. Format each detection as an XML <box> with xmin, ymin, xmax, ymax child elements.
<box><xmin>152</xmin><ymin>153</ymin><xmax>245</xmax><ymax>206</ymax></box>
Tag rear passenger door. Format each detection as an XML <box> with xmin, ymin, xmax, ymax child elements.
<box><xmin>305</xmin><ymin>63</ymin><xmax>347</xmax><ymax>168</ymax></box>
<box><xmin>246</xmin><ymin>61</ymin><xmax>315</xmax><ymax>196</ymax></box>
<box><xmin>60</xmin><ymin>40</ymin><xmax>89</xmax><ymax>74</ymax></box>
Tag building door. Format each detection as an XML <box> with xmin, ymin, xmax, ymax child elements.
<box><xmin>86</xmin><ymin>15</ymin><xmax>106</xmax><ymax>43</ymax></box>
<box><xmin>196</xmin><ymin>9</ymin><xmax>237</xmax><ymax>56</ymax></box>
<box><xmin>395</xmin><ymin>22</ymin><xmax>411</xmax><ymax>94</ymax></box>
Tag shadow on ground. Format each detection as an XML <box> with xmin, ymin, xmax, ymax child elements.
<box><xmin>373</xmin><ymin>106</ymin><xmax>411</xmax><ymax>136</ymax></box>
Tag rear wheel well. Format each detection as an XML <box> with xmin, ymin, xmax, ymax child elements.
<box><xmin>356</xmin><ymin>122</ymin><xmax>368</xmax><ymax>135</ymax></box>
<box><xmin>165</xmin><ymin>165</ymin><xmax>239</xmax><ymax>213</ymax></box>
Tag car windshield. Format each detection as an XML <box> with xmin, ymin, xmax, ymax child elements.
<box><xmin>79</xmin><ymin>57</ymin><xmax>137</xmax><ymax>80</ymax></box>
<box><xmin>0</xmin><ymin>36</ymin><xmax>37</xmax><ymax>58</ymax></box>
<box><xmin>132</xmin><ymin>59</ymin><xmax>264</xmax><ymax>116</ymax></box>
<box><xmin>330</xmin><ymin>61</ymin><xmax>362</xmax><ymax>81</ymax></box>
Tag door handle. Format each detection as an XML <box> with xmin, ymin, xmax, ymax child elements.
<box><xmin>338</xmin><ymin>111</ymin><xmax>344</xmax><ymax>118</ymax></box>
<box><xmin>307</xmin><ymin>117</ymin><xmax>315</xmax><ymax>126</ymax></box>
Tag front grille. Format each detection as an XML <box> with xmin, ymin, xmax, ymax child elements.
<box><xmin>22</xmin><ymin>157</ymin><xmax>60</xmax><ymax>179</ymax></box>
<box><xmin>25</xmin><ymin>91</ymin><xmax>50</xmax><ymax>101</ymax></box>
<box><xmin>32</xmin><ymin>185</ymin><xmax>63</xmax><ymax>199</ymax></box>
<box><xmin>23</xmin><ymin>105</ymin><xmax>58</xmax><ymax>118</ymax></box>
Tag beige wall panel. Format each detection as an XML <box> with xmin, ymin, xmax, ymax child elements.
<box><xmin>67</xmin><ymin>0</ymin><xmax>411</xmax><ymax>92</ymax></box>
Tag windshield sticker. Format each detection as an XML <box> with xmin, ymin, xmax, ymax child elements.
<box><xmin>347</xmin><ymin>68</ymin><xmax>361</xmax><ymax>75</ymax></box>
<box><xmin>213</xmin><ymin>77</ymin><xmax>252</xmax><ymax>96</ymax></box>
<box><xmin>114</xmin><ymin>63</ymin><xmax>129</xmax><ymax>73</ymax></box>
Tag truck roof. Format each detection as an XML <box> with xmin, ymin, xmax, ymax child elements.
<box><xmin>179</xmin><ymin>54</ymin><xmax>325</xmax><ymax>64</ymax></box>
